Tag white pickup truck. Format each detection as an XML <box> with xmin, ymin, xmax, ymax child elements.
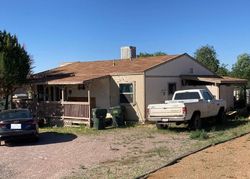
<box><xmin>147</xmin><ymin>89</ymin><xmax>226</xmax><ymax>129</ymax></box>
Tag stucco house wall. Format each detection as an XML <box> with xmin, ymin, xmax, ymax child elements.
<box><xmin>145</xmin><ymin>77</ymin><xmax>182</xmax><ymax>105</ymax></box>
<box><xmin>144</xmin><ymin>55</ymin><xmax>216</xmax><ymax>120</ymax></box>
<box><xmin>66</xmin><ymin>77</ymin><xmax>111</xmax><ymax>109</ymax></box>
<box><xmin>145</xmin><ymin>55</ymin><xmax>214</xmax><ymax>77</ymax></box>
<box><xmin>220</xmin><ymin>85</ymin><xmax>234</xmax><ymax>110</ymax></box>
<box><xmin>111</xmin><ymin>74</ymin><xmax>145</xmax><ymax>122</ymax></box>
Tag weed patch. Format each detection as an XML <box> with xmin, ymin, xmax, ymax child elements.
<box><xmin>190</xmin><ymin>130</ymin><xmax>209</xmax><ymax>140</ymax></box>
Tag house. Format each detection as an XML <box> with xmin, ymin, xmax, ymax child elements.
<box><xmin>31</xmin><ymin>48</ymin><xmax>247</xmax><ymax>126</ymax></box>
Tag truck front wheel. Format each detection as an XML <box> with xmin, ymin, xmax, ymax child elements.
<box><xmin>190</xmin><ymin>113</ymin><xmax>202</xmax><ymax>130</ymax></box>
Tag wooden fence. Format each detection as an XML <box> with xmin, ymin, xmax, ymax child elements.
<box><xmin>27</xmin><ymin>101</ymin><xmax>91</xmax><ymax>126</ymax></box>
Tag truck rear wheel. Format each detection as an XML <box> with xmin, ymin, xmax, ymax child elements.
<box><xmin>190</xmin><ymin>113</ymin><xmax>201</xmax><ymax>130</ymax></box>
<box><xmin>156</xmin><ymin>123</ymin><xmax>168</xmax><ymax>129</ymax></box>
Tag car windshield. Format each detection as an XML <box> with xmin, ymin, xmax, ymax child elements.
<box><xmin>0</xmin><ymin>110</ymin><xmax>32</xmax><ymax>121</ymax></box>
<box><xmin>174</xmin><ymin>92</ymin><xmax>201</xmax><ymax>100</ymax></box>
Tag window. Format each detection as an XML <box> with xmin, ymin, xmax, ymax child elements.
<box><xmin>174</xmin><ymin>92</ymin><xmax>201</xmax><ymax>100</ymax></box>
<box><xmin>119</xmin><ymin>83</ymin><xmax>134</xmax><ymax>104</ymax></box>
<box><xmin>168</xmin><ymin>83</ymin><xmax>176</xmax><ymax>95</ymax></box>
<box><xmin>202</xmin><ymin>91</ymin><xmax>213</xmax><ymax>101</ymax></box>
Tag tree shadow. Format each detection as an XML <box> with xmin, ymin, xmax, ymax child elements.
<box><xmin>202</xmin><ymin>119</ymin><xmax>249</xmax><ymax>132</ymax></box>
<box><xmin>167</xmin><ymin>124</ymin><xmax>190</xmax><ymax>132</ymax></box>
<box><xmin>5</xmin><ymin>132</ymin><xmax>77</xmax><ymax>147</ymax></box>
<box><xmin>165</xmin><ymin>119</ymin><xmax>249</xmax><ymax>133</ymax></box>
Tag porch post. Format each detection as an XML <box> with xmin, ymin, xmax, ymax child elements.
<box><xmin>244</xmin><ymin>85</ymin><xmax>247</xmax><ymax>106</ymax></box>
<box><xmin>53</xmin><ymin>86</ymin><xmax>56</xmax><ymax>101</ymax></box>
<box><xmin>43</xmin><ymin>85</ymin><xmax>46</xmax><ymax>101</ymax></box>
<box><xmin>88</xmin><ymin>88</ymin><xmax>91</xmax><ymax>127</ymax></box>
<box><xmin>61</xmin><ymin>87</ymin><xmax>65</xmax><ymax>121</ymax></box>
<box><xmin>216</xmin><ymin>83</ymin><xmax>220</xmax><ymax>99</ymax></box>
<box><xmin>61</xmin><ymin>87</ymin><xmax>65</xmax><ymax>102</ymax></box>
<box><xmin>48</xmin><ymin>85</ymin><xmax>51</xmax><ymax>101</ymax></box>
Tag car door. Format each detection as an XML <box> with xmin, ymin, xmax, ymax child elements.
<box><xmin>202</xmin><ymin>91</ymin><xmax>218</xmax><ymax>117</ymax></box>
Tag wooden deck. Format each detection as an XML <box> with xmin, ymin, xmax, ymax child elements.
<box><xmin>33</xmin><ymin>101</ymin><xmax>91</xmax><ymax>126</ymax></box>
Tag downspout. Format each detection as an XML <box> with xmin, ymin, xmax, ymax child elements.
<box><xmin>143</xmin><ymin>72</ymin><xmax>146</xmax><ymax>123</ymax></box>
<box><xmin>109</xmin><ymin>76</ymin><xmax>111</xmax><ymax>107</ymax></box>
<box><xmin>217</xmin><ymin>83</ymin><xmax>220</xmax><ymax>99</ymax></box>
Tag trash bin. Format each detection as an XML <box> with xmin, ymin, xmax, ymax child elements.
<box><xmin>110</xmin><ymin>106</ymin><xmax>125</xmax><ymax>127</ymax></box>
<box><xmin>92</xmin><ymin>108</ymin><xmax>107</xmax><ymax>130</ymax></box>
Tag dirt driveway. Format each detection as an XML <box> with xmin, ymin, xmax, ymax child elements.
<box><xmin>0</xmin><ymin>127</ymin><xmax>196</xmax><ymax>179</ymax></box>
<box><xmin>148</xmin><ymin>133</ymin><xmax>250</xmax><ymax>179</ymax></box>
<box><xmin>1</xmin><ymin>121</ymin><xmax>250</xmax><ymax>179</ymax></box>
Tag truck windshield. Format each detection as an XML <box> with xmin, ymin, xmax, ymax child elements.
<box><xmin>174</xmin><ymin>92</ymin><xmax>201</xmax><ymax>100</ymax></box>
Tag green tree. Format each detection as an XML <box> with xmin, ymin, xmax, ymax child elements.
<box><xmin>231</xmin><ymin>53</ymin><xmax>250</xmax><ymax>83</ymax></box>
<box><xmin>217</xmin><ymin>63</ymin><xmax>230</xmax><ymax>76</ymax></box>
<box><xmin>194</xmin><ymin>45</ymin><xmax>219</xmax><ymax>73</ymax></box>
<box><xmin>137</xmin><ymin>51</ymin><xmax>167</xmax><ymax>57</ymax></box>
<box><xmin>0</xmin><ymin>30</ymin><xmax>32</xmax><ymax>109</ymax></box>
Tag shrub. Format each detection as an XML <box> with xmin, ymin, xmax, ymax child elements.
<box><xmin>190</xmin><ymin>130</ymin><xmax>209</xmax><ymax>140</ymax></box>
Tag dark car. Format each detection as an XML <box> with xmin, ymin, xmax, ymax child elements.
<box><xmin>0</xmin><ymin>109</ymin><xmax>39</xmax><ymax>142</ymax></box>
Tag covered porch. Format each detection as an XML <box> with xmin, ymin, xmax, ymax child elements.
<box><xmin>31</xmin><ymin>75</ymin><xmax>110</xmax><ymax>126</ymax></box>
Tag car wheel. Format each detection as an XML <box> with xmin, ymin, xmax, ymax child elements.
<box><xmin>156</xmin><ymin>123</ymin><xmax>168</xmax><ymax>129</ymax></box>
<box><xmin>190</xmin><ymin>113</ymin><xmax>201</xmax><ymax>130</ymax></box>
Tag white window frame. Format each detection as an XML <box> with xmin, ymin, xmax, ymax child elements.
<box><xmin>119</xmin><ymin>82</ymin><xmax>136</xmax><ymax>105</ymax></box>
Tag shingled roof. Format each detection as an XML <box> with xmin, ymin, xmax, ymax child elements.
<box><xmin>32</xmin><ymin>54</ymin><xmax>185</xmax><ymax>84</ymax></box>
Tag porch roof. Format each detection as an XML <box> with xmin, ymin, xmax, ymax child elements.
<box><xmin>32</xmin><ymin>74</ymin><xmax>110</xmax><ymax>85</ymax></box>
<box><xmin>31</xmin><ymin>54</ymin><xmax>184</xmax><ymax>85</ymax></box>
<box><xmin>181</xmin><ymin>75</ymin><xmax>248</xmax><ymax>85</ymax></box>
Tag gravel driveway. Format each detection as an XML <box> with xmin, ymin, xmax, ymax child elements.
<box><xmin>0</xmin><ymin>127</ymin><xmax>194</xmax><ymax>179</ymax></box>
<box><xmin>0</xmin><ymin>131</ymin><xmax>133</xmax><ymax>179</ymax></box>
<box><xmin>1</xmin><ymin>122</ymin><xmax>249</xmax><ymax>179</ymax></box>
<box><xmin>148</xmin><ymin>133</ymin><xmax>250</xmax><ymax>179</ymax></box>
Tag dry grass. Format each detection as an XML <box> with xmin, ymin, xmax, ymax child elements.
<box><xmin>51</xmin><ymin>119</ymin><xmax>250</xmax><ymax>179</ymax></box>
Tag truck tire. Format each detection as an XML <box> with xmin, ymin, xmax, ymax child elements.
<box><xmin>217</xmin><ymin>109</ymin><xmax>227</xmax><ymax>124</ymax></box>
<box><xmin>156</xmin><ymin>123</ymin><xmax>168</xmax><ymax>129</ymax></box>
<box><xmin>190</xmin><ymin>113</ymin><xmax>201</xmax><ymax>130</ymax></box>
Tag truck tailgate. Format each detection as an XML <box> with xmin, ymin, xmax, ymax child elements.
<box><xmin>148</xmin><ymin>104</ymin><xmax>184</xmax><ymax>117</ymax></box>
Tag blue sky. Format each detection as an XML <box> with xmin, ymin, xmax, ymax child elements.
<box><xmin>1</xmin><ymin>0</ymin><xmax>250</xmax><ymax>73</ymax></box>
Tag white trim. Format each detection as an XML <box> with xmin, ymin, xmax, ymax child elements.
<box><xmin>62</xmin><ymin>116</ymin><xmax>89</xmax><ymax>120</ymax></box>
<box><xmin>62</xmin><ymin>101</ymin><xmax>89</xmax><ymax>105</ymax></box>
<box><xmin>119</xmin><ymin>82</ymin><xmax>136</xmax><ymax>105</ymax></box>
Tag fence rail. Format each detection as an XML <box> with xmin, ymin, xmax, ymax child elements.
<box><xmin>63</xmin><ymin>102</ymin><xmax>90</xmax><ymax>120</ymax></box>
<box><xmin>29</xmin><ymin>101</ymin><xmax>91</xmax><ymax>125</ymax></box>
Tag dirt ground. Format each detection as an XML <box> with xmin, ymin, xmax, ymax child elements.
<box><xmin>0</xmin><ymin>127</ymin><xmax>195</xmax><ymax>179</ymax></box>
<box><xmin>148</xmin><ymin>133</ymin><xmax>250</xmax><ymax>179</ymax></box>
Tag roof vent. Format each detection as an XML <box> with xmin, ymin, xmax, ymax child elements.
<box><xmin>120</xmin><ymin>46</ymin><xmax>136</xmax><ymax>59</ymax></box>
<box><xmin>59</xmin><ymin>62</ymin><xmax>74</xmax><ymax>67</ymax></box>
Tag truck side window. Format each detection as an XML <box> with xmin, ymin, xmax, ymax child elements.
<box><xmin>202</xmin><ymin>91</ymin><xmax>213</xmax><ymax>101</ymax></box>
